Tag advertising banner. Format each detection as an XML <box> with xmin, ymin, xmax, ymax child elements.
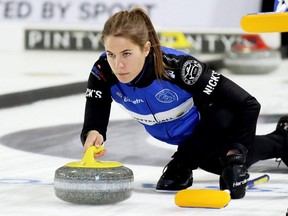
<box><xmin>0</xmin><ymin>0</ymin><xmax>262</xmax><ymax>28</ymax></box>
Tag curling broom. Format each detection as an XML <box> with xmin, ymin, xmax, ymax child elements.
<box><xmin>241</xmin><ymin>12</ymin><xmax>288</xmax><ymax>33</ymax></box>
<box><xmin>174</xmin><ymin>174</ymin><xmax>270</xmax><ymax>208</ymax></box>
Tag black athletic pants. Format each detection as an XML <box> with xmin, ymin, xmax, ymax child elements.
<box><xmin>174</xmin><ymin>106</ymin><xmax>285</xmax><ymax>175</ymax></box>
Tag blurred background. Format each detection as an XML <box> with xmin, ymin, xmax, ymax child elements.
<box><xmin>0</xmin><ymin>0</ymin><xmax>286</xmax><ymax>108</ymax></box>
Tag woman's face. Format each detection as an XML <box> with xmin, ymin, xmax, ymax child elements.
<box><xmin>104</xmin><ymin>36</ymin><xmax>151</xmax><ymax>83</ymax></box>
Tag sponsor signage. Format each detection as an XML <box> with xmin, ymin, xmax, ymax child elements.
<box><xmin>25</xmin><ymin>29</ymin><xmax>244</xmax><ymax>53</ymax></box>
<box><xmin>0</xmin><ymin>0</ymin><xmax>154</xmax><ymax>24</ymax></box>
<box><xmin>0</xmin><ymin>0</ymin><xmax>261</xmax><ymax>28</ymax></box>
<box><xmin>25</xmin><ymin>29</ymin><xmax>104</xmax><ymax>51</ymax></box>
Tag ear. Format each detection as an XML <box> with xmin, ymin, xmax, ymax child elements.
<box><xmin>143</xmin><ymin>41</ymin><xmax>151</xmax><ymax>57</ymax></box>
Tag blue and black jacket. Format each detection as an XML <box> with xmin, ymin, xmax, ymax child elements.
<box><xmin>81</xmin><ymin>46</ymin><xmax>260</xmax><ymax>147</ymax></box>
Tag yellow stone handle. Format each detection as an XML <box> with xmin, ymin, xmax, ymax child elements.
<box><xmin>82</xmin><ymin>145</ymin><xmax>105</xmax><ymax>164</ymax></box>
<box><xmin>65</xmin><ymin>145</ymin><xmax>123</xmax><ymax>168</ymax></box>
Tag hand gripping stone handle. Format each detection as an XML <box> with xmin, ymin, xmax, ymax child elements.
<box><xmin>82</xmin><ymin>145</ymin><xmax>105</xmax><ymax>163</ymax></box>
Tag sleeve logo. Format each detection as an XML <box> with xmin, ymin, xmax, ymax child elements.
<box><xmin>92</xmin><ymin>65</ymin><xmax>106</xmax><ymax>81</ymax></box>
<box><xmin>85</xmin><ymin>88</ymin><xmax>102</xmax><ymax>98</ymax></box>
<box><xmin>181</xmin><ymin>60</ymin><xmax>202</xmax><ymax>85</ymax></box>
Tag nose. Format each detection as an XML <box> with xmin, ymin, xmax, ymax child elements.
<box><xmin>115</xmin><ymin>58</ymin><xmax>124</xmax><ymax>69</ymax></box>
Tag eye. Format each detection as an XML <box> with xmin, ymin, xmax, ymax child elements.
<box><xmin>123</xmin><ymin>52</ymin><xmax>131</xmax><ymax>57</ymax></box>
<box><xmin>107</xmin><ymin>52</ymin><xmax>115</xmax><ymax>58</ymax></box>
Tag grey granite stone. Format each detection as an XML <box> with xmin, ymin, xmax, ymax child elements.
<box><xmin>54</xmin><ymin>166</ymin><xmax>134</xmax><ymax>205</ymax></box>
<box><xmin>224</xmin><ymin>49</ymin><xmax>281</xmax><ymax>74</ymax></box>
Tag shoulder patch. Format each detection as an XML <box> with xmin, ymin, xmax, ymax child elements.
<box><xmin>181</xmin><ymin>60</ymin><xmax>202</xmax><ymax>85</ymax></box>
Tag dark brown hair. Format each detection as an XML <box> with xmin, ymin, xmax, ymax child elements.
<box><xmin>101</xmin><ymin>7</ymin><xmax>168</xmax><ymax>79</ymax></box>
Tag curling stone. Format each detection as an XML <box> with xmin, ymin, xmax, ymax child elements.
<box><xmin>54</xmin><ymin>145</ymin><xmax>134</xmax><ymax>205</ymax></box>
<box><xmin>223</xmin><ymin>34</ymin><xmax>281</xmax><ymax>74</ymax></box>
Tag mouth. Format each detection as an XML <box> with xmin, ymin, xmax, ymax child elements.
<box><xmin>116</xmin><ymin>72</ymin><xmax>129</xmax><ymax>77</ymax></box>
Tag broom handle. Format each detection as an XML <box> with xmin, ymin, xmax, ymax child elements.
<box><xmin>246</xmin><ymin>174</ymin><xmax>270</xmax><ymax>189</ymax></box>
